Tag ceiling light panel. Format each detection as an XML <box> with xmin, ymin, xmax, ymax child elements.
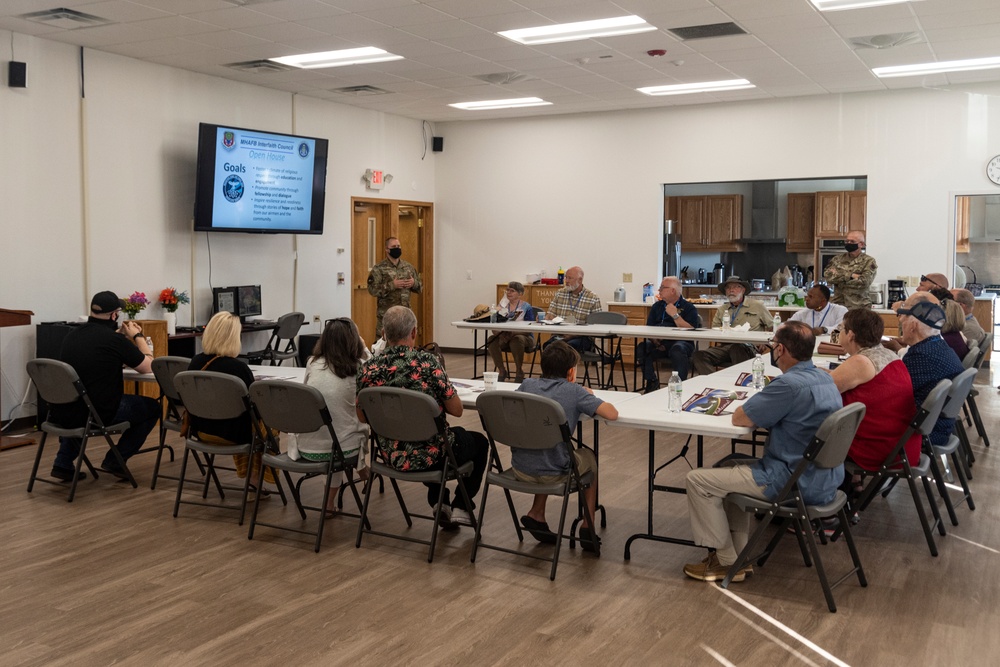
<box><xmin>810</xmin><ymin>0</ymin><xmax>924</xmax><ymax>11</ymax></box>
<box><xmin>637</xmin><ymin>79</ymin><xmax>756</xmax><ymax>96</ymax></box>
<box><xmin>872</xmin><ymin>55</ymin><xmax>1000</xmax><ymax>77</ymax></box>
<box><xmin>449</xmin><ymin>97</ymin><xmax>552</xmax><ymax>110</ymax></box>
<box><xmin>497</xmin><ymin>16</ymin><xmax>656</xmax><ymax>46</ymax></box>
<box><xmin>269</xmin><ymin>47</ymin><xmax>404</xmax><ymax>69</ymax></box>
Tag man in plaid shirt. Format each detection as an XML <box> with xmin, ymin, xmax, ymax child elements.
<box><xmin>544</xmin><ymin>266</ymin><xmax>602</xmax><ymax>353</ymax></box>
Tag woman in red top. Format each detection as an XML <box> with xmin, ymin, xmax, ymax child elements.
<box><xmin>829</xmin><ymin>309</ymin><xmax>921</xmax><ymax>471</ymax></box>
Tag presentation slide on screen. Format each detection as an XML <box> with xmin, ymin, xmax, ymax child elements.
<box><xmin>212</xmin><ymin>127</ymin><xmax>316</xmax><ymax>230</ymax></box>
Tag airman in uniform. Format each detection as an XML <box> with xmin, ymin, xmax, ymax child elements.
<box><xmin>823</xmin><ymin>231</ymin><xmax>877</xmax><ymax>309</ymax></box>
<box><xmin>367</xmin><ymin>237</ymin><xmax>422</xmax><ymax>339</ymax></box>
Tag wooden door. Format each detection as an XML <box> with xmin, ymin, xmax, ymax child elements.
<box><xmin>397</xmin><ymin>204</ymin><xmax>433</xmax><ymax>346</ymax></box>
<box><xmin>814</xmin><ymin>191</ymin><xmax>843</xmax><ymax>238</ymax></box>
<box><xmin>352</xmin><ymin>201</ymin><xmax>388</xmax><ymax>343</ymax></box>
<box><xmin>843</xmin><ymin>191</ymin><xmax>867</xmax><ymax>234</ymax></box>
<box><xmin>786</xmin><ymin>192</ymin><xmax>816</xmax><ymax>252</ymax></box>
<box><xmin>676</xmin><ymin>196</ymin><xmax>706</xmax><ymax>247</ymax></box>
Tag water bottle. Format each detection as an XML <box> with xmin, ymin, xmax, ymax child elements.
<box><xmin>752</xmin><ymin>354</ymin><xmax>765</xmax><ymax>391</ymax></box>
<box><xmin>145</xmin><ymin>336</ymin><xmax>154</xmax><ymax>357</ymax></box>
<box><xmin>772</xmin><ymin>313</ymin><xmax>781</xmax><ymax>332</ymax></box>
<box><xmin>668</xmin><ymin>371</ymin><xmax>683</xmax><ymax>413</ymax></box>
<box><xmin>489</xmin><ymin>304</ymin><xmax>497</xmax><ymax>323</ymax></box>
<box><xmin>722</xmin><ymin>309</ymin><xmax>731</xmax><ymax>330</ymax></box>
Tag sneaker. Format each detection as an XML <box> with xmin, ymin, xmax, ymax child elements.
<box><xmin>51</xmin><ymin>466</ymin><xmax>86</xmax><ymax>483</ymax></box>
<box><xmin>450</xmin><ymin>507</ymin><xmax>475</xmax><ymax>527</ymax></box>
<box><xmin>683</xmin><ymin>552</ymin><xmax>747</xmax><ymax>583</ymax></box>
<box><xmin>436</xmin><ymin>505</ymin><xmax>460</xmax><ymax>531</ymax></box>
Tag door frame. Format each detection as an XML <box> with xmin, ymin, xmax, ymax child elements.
<box><xmin>351</xmin><ymin>197</ymin><xmax>434</xmax><ymax>345</ymax></box>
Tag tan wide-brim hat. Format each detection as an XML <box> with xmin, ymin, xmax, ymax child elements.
<box><xmin>718</xmin><ymin>276</ymin><xmax>752</xmax><ymax>294</ymax></box>
<box><xmin>465</xmin><ymin>304</ymin><xmax>493</xmax><ymax>322</ymax></box>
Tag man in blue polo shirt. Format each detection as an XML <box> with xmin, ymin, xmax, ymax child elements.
<box><xmin>636</xmin><ymin>276</ymin><xmax>698</xmax><ymax>393</ymax></box>
<box><xmin>683</xmin><ymin>321</ymin><xmax>842</xmax><ymax>582</ymax></box>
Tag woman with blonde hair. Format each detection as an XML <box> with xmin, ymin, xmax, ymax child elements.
<box><xmin>287</xmin><ymin>317</ymin><xmax>371</xmax><ymax>515</ymax></box>
<box><xmin>940</xmin><ymin>298</ymin><xmax>970</xmax><ymax>361</ymax></box>
<box><xmin>187</xmin><ymin>311</ymin><xmax>275</xmax><ymax>490</ymax></box>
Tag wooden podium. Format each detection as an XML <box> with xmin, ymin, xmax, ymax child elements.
<box><xmin>1</xmin><ymin>308</ymin><xmax>35</xmax><ymax>450</ymax></box>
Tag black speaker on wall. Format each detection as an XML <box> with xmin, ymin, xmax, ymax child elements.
<box><xmin>8</xmin><ymin>61</ymin><xmax>26</xmax><ymax>88</ymax></box>
<box><xmin>432</xmin><ymin>136</ymin><xmax>444</xmax><ymax>152</ymax></box>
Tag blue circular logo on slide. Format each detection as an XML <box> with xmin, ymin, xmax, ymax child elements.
<box><xmin>298</xmin><ymin>142</ymin><xmax>309</xmax><ymax>158</ymax></box>
<box><xmin>222</xmin><ymin>174</ymin><xmax>244</xmax><ymax>202</ymax></box>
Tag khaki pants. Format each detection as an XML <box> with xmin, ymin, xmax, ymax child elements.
<box><xmin>686</xmin><ymin>465</ymin><xmax>768</xmax><ymax>566</ymax></box>
<box><xmin>487</xmin><ymin>332</ymin><xmax>534</xmax><ymax>380</ymax></box>
<box><xmin>692</xmin><ymin>343</ymin><xmax>756</xmax><ymax>376</ymax></box>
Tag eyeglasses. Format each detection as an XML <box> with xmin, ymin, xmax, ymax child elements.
<box><xmin>323</xmin><ymin>317</ymin><xmax>353</xmax><ymax>328</ymax></box>
<box><xmin>920</xmin><ymin>275</ymin><xmax>943</xmax><ymax>288</ymax></box>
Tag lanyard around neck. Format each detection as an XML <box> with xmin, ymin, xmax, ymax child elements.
<box><xmin>812</xmin><ymin>304</ymin><xmax>831</xmax><ymax>328</ymax></box>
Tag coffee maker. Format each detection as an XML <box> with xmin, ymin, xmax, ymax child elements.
<box><xmin>887</xmin><ymin>279</ymin><xmax>907</xmax><ymax>305</ymax></box>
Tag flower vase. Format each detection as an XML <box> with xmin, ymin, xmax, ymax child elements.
<box><xmin>164</xmin><ymin>311</ymin><xmax>177</xmax><ymax>336</ymax></box>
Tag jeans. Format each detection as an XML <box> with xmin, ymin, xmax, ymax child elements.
<box><xmin>545</xmin><ymin>335</ymin><xmax>594</xmax><ymax>354</ymax></box>
<box><xmin>423</xmin><ymin>426</ymin><xmax>489</xmax><ymax>510</ymax></box>
<box><xmin>640</xmin><ymin>340</ymin><xmax>695</xmax><ymax>381</ymax></box>
<box><xmin>54</xmin><ymin>394</ymin><xmax>160</xmax><ymax>472</ymax></box>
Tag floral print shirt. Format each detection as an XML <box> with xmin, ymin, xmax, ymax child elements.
<box><xmin>356</xmin><ymin>345</ymin><xmax>455</xmax><ymax>471</ymax></box>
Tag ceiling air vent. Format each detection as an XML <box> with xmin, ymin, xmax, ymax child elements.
<box><xmin>225</xmin><ymin>60</ymin><xmax>295</xmax><ymax>73</ymax></box>
<box><xmin>850</xmin><ymin>32</ymin><xmax>922</xmax><ymax>50</ymax></box>
<box><xmin>475</xmin><ymin>72</ymin><xmax>532</xmax><ymax>85</ymax></box>
<box><xmin>668</xmin><ymin>22</ymin><xmax>747</xmax><ymax>41</ymax></box>
<box><xmin>20</xmin><ymin>7</ymin><xmax>111</xmax><ymax>29</ymax></box>
<box><xmin>332</xmin><ymin>85</ymin><xmax>391</xmax><ymax>95</ymax></box>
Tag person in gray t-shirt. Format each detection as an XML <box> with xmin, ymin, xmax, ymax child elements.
<box><xmin>514</xmin><ymin>341</ymin><xmax>618</xmax><ymax>548</ymax></box>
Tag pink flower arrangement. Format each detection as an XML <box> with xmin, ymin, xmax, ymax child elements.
<box><xmin>122</xmin><ymin>292</ymin><xmax>149</xmax><ymax>319</ymax></box>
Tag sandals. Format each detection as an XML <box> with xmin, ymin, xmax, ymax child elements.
<box><xmin>520</xmin><ymin>515</ymin><xmax>557</xmax><ymax>544</ymax></box>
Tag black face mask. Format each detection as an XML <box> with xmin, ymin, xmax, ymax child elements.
<box><xmin>388</xmin><ymin>247</ymin><xmax>402</xmax><ymax>259</ymax></box>
<box><xmin>769</xmin><ymin>344</ymin><xmax>780</xmax><ymax>368</ymax></box>
<box><xmin>844</xmin><ymin>243</ymin><xmax>860</xmax><ymax>253</ymax></box>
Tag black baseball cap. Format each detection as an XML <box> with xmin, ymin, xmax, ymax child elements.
<box><xmin>90</xmin><ymin>291</ymin><xmax>125</xmax><ymax>315</ymax></box>
<box><xmin>897</xmin><ymin>301</ymin><xmax>945</xmax><ymax>330</ymax></box>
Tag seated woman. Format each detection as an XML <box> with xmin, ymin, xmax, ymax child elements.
<box><xmin>940</xmin><ymin>298</ymin><xmax>971</xmax><ymax>362</ymax></box>
<box><xmin>287</xmin><ymin>317</ymin><xmax>371</xmax><ymax>515</ymax></box>
<box><xmin>487</xmin><ymin>281</ymin><xmax>536</xmax><ymax>382</ymax></box>
<box><xmin>829</xmin><ymin>309</ymin><xmax>921</xmax><ymax>474</ymax></box>
<box><xmin>188</xmin><ymin>311</ymin><xmax>275</xmax><ymax>490</ymax></box>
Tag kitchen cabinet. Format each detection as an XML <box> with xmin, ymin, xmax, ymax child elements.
<box><xmin>786</xmin><ymin>193</ymin><xmax>816</xmax><ymax>253</ymax></box>
<box><xmin>669</xmin><ymin>194</ymin><xmax>744</xmax><ymax>251</ymax></box>
<box><xmin>956</xmin><ymin>195</ymin><xmax>971</xmax><ymax>253</ymax></box>
<box><xmin>815</xmin><ymin>191</ymin><xmax>867</xmax><ymax>239</ymax></box>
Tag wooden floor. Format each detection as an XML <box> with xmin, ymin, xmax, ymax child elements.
<box><xmin>3</xmin><ymin>353</ymin><xmax>999</xmax><ymax>666</ymax></box>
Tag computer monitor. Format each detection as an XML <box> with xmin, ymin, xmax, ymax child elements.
<box><xmin>237</xmin><ymin>285</ymin><xmax>262</xmax><ymax>319</ymax></box>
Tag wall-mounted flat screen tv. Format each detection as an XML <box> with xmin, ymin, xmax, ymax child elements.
<box><xmin>194</xmin><ymin>122</ymin><xmax>328</xmax><ymax>234</ymax></box>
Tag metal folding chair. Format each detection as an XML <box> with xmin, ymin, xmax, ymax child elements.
<box><xmin>240</xmin><ymin>312</ymin><xmax>306</xmax><ymax>366</ymax></box>
<box><xmin>580</xmin><ymin>311</ymin><xmax>628</xmax><ymax>391</ymax></box>
<box><xmin>25</xmin><ymin>359</ymin><xmax>138</xmax><ymax>501</ymax></box>
<box><xmin>926</xmin><ymin>368</ymin><xmax>977</xmax><ymax>527</ymax></box>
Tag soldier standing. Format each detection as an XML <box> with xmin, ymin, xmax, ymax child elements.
<box><xmin>367</xmin><ymin>237</ymin><xmax>422</xmax><ymax>339</ymax></box>
<box><xmin>823</xmin><ymin>230</ymin><xmax>877</xmax><ymax>309</ymax></box>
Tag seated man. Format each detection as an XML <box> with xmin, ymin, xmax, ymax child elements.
<box><xmin>692</xmin><ymin>276</ymin><xmax>772</xmax><ymax>376</ymax></box>
<box><xmin>636</xmin><ymin>276</ymin><xmax>698</xmax><ymax>393</ymax></box>
<box><xmin>356</xmin><ymin>305</ymin><xmax>488</xmax><ymax>527</ymax></box>
<box><xmin>544</xmin><ymin>266</ymin><xmax>601</xmax><ymax>353</ymax></box>
<box><xmin>50</xmin><ymin>291</ymin><xmax>159</xmax><ymax>481</ymax></box>
<box><xmin>514</xmin><ymin>341</ymin><xmax>618</xmax><ymax>550</ymax></box>
<box><xmin>950</xmin><ymin>288</ymin><xmax>986</xmax><ymax>344</ymax></box>
<box><xmin>684</xmin><ymin>321</ymin><xmax>842</xmax><ymax>582</ymax></box>
<box><xmin>487</xmin><ymin>281</ymin><xmax>536</xmax><ymax>382</ymax></box>
<box><xmin>788</xmin><ymin>284</ymin><xmax>847</xmax><ymax>336</ymax></box>
<box><xmin>896</xmin><ymin>294</ymin><xmax>963</xmax><ymax>448</ymax></box>
<box><xmin>891</xmin><ymin>272</ymin><xmax>948</xmax><ymax>311</ymax></box>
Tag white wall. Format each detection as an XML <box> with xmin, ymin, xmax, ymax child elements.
<box><xmin>433</xmin><ymin>84</ymin><xmax>1000</xmax><ymax>348</ymax></box>
<box><xmin>0</xmin><ymin>33</ymin><xmax>433</xmax><ymax>421</ymax></box>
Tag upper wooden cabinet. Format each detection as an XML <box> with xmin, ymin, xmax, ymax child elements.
<box><xmin>815</xmin><ymin>190</ymin><xmax>867</xmax><ymax>238</ymax></box>
<box><xmin>669</xmin><ymin>194</ymin><xmax>744</xmax><ymax>251</ymax></box>
<box><xmin>786</xmin><ymin>193</ymin><xmax>816</xmax><ymax>253</ymax></box>
<box><xmin>955</xmin><ymin>195</ymin><xmax>971</xmax><ymax>253</ymax></box>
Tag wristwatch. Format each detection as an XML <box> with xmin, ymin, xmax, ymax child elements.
<box><xmin>672</xmin><ymin>313</ymin><xmax>682</xmax><ymax>319</ymax></box>
<box><xmin>133</xmin><ymin>332</ymin><xmax>144</xmax><ymax>340</ymax></box>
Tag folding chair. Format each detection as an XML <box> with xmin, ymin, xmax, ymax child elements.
<box><xmin>850</xmin><ymin>379</ymin><xmax>952</xmax><ymax>557</ymax></box>
<box><xmin>471</xmin><ymin>391</ymin><xmax>598</xmax><ymax>580</ymax></box>
<box><xmin>720</xmin><ymin>403</ymin><xmax>867</xmax><ymax>613</ymax></box>
<box><xmin>926</xmin><ymin>368</ymin><xmax>977</xmax><ymax>526</ymax></box>
<box><xmin>580</xmin><ymin>311</ymin><xmax>628</xmax><ymax>391</ymax></box>
<box><xmin>248</xmin><ymin>380</ymin><xmax>368</xmax><ymax>552</ymax></box>
<box><xmin>26</xmin><ymin>359</ymin><xmax>139</xmax><ymax>501</ymax></box>
<box><xmin>240</xmin><ymin>312</ymin><xmax>306</xmax><ymax>366</ymax></box>
<box><xmin>149</xmin><ymin>356</ymin><xmax>208</xmax><ymax>491</ymax></box>
<box><xmin>172</xmin><ymin>371</ymin><xmax>285</xmax><ymax>525</ymax></box>
<box><xmin>963</xmin><ymin>333</ymin><xmax>992</xmax><ymax>448</ymax></box>
<box><xmin>355</xmin><ymin>387</ymin><xmax>477</xmax><ymax>563</ymax></box>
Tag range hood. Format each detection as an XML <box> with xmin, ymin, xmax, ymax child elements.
<box><xmin>740</xmin><ymin>180</ymin><xmax>786</xmax><ymax>243</ymax></box>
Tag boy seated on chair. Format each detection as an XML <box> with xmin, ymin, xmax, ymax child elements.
<box><xmin>513</xmin><ymin>341</ymin><xmax>618</xmax><ymax>550</ymax></box>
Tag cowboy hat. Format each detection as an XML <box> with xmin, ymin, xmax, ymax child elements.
<box><xmin>718</xmin><ymin>275</ymin><xmax>752</xmax><ymax>294</ymax></box>
<box><xmin>464</xmin><ymin>304</ymin><xmax>493</xmax><ymax>322</ymax></box>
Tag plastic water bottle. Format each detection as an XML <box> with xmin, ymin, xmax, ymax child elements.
<box><xmin>489</xmin><ymin>304</ymin><xmax>497</xmax><ymax>323</ymax></box>
<box><xmin>752</xmin><ymin>354</ymin><xmax>765</xmax><ymax>391</ymax></box>
<box><xmin>668</xmin><ymin>371</ymin><xmax>683</xmax><ymax>413</ymax></box>
<box><xmin>145</xmin><ymin>337</ymin><xmax>154</xmax><ymax>357</ymax></box>
<box><xmin>772</xmin><ymin>313</ymin><xmax>781</xmax><ymax>332</ymax></box>
<box><xmin>722</xmin><ymin>310</ymin><xmax>731</xmax><ymax>330</ymax></box>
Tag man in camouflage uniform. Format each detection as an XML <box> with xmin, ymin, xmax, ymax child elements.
<box><xmin>823</xmin><ymin>230</ymin><xmax>877</xmax><ymax>309</ymax></box>
<box><xmin>367</xmin><ymin>236</ymin><xmax>422</xmax><ymax>339</ymax></box>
